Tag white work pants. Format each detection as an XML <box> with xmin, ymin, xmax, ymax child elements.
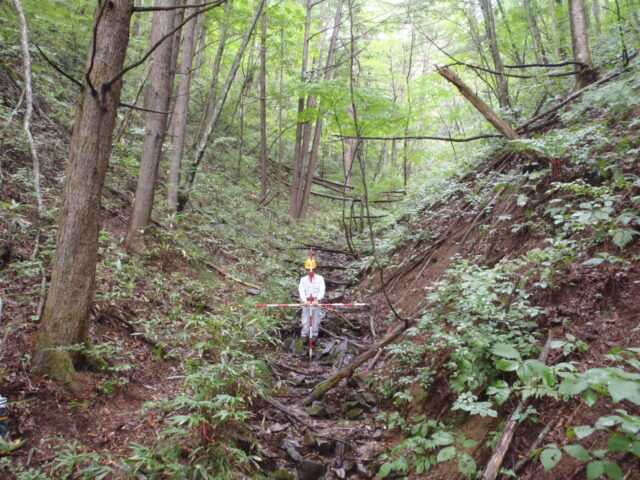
<box><xmin>301</xmin><ymin>306</ymin><xmax>322</xmax><ymax>339</ymax></box>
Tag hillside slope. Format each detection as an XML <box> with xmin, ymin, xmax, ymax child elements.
<box><xmin>354</xmin><ymin>61</ymin><xmax>640</xmax><ymax>479</ymax></box>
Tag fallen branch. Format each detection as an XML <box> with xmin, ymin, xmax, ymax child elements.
<box><xmin>204</xmin><ymin>261</ymin><xmax>260</xmax><ymax>290</ymax></box>
<box><xmin>334</xmin><ymin>133</ymin><xmax>502</xmax><ymax>142</ymax></box>
<box><xmin>481</xmin><ymin>335</ymin><xmax>552</xmax><ymax>480</ymax></box>
<box><xmin>101</xmin><ymin>310</ymin><xmax>167</xmax><ymax>357</ymax></box>
<box><xmin>516</xmin><ymin>70</ymin><xmax>623</xmax><ymax>132</ymax></box>
<box><xmin>512</xmin><ymin>419</ymin><xmax>556</xmax><ymax>475</ymax></box>
<box><xmin>296</xmin><ymin>244</ymin><xmax>355</xmax><ymax>256</ymax></box>
<box><xmin>301</xmin><ymin>320</ymin><xmax>414</xmax><ymax>406</ymax></box>
<box><xmin>319</xmin><ymin>326</ymin><xmax>365</xmax><ymax>349</ymax></box>
<box><xmin>261</xmin><ymin>394</ymin><xmax>317</xmax><ymax>432</ymax></box>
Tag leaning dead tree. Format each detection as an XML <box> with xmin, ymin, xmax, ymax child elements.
<box><xmin>436</xmin><ymin>66</ymin><xmax>520</xmax><ymax>140</ymax></box>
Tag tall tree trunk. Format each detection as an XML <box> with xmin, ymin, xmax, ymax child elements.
<box><xmin>403</xmin><ymin>25</ymin><xmax>414</xmax><ymax>187</ymax></box>
<box><xmin>36</xmin><ymin>0</ymin><xmax>134</xmax><ymax>385</ymax></box>
<box><xmin>479</xmin><ymin>0</ymin><xmax>510</xmax><ymax>109</ymax></box>
<box><xmin>277</xmin><ymin>9</ymin><xmax>285</xmax><ymax>183</ymax></box>
<box><xmin>187</xmin><ymin>0</ymin><xmax>266</xmax><ymax>188</ymax></box>
<box><xmin>166</xmin><ymin>5</ymin><xmax>184</xmax><ymax>136</ymax></box>
<box><xmin>569</xmin><ymin>0</ymin><xmax>597</xmax><ymax>89</ymax></box>
<box><xmin>496</xmin><ymin>0</ymin><xmax>524</xmax><ymax>64</ymax></box>
<box><xmin>125</xmin><ymin>0</ymin><xmax>177</xmax><ymax>252</ymax></box>
<box><xmin>259</xmin><ymin>9</ymin><xmax>268</xmax><ymax>199</ymax></box>
<box><xmin>190</xmin><ymin>0</ymin><xmax>231</xmax><ymax>156</ymax></box>
<box><xmin>289</xmin><ymin>0</ymin><xmax>313</xmax><ymax>219</ymax></box>
<box><xmin>591</xmin><ymin>0</ymin><xmax>602</xmax><ymax>32</ymax></box>
<box><xmin>524</xmin><ymin>0</ymin><xmax>549</xmax><ymax>63</ymax></box>
<box><xmin>298</xmin><ymin>0</ymin><xmax>344</xmax><ymax>220</ymax></box>
<box><xmin>168</xmin><ymin>0</ymin><xmax>200</xmax><ymax>211</ymax></box>
<box><xmin>549</xmin><ymin>0</ymin><xmax>560</xmax><ymax>58</ymax></box>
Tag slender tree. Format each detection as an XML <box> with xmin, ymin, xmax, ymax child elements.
<box><xmin>168</xmin><ymin>0</ymin><xmax>201</xmax><ymax>211</ymax></box>
<box><xmin>259</xmin><ymin>8</ymin><xmax>268</xmax><ymax>199</ymax></box>
<box><xmin>569</xmin><ymin>0</ymin><xmax>597</xmax><ymax>89</ymax></box>
<box><xmin>35</xmin><ymin>0</ymin><xmax>134</xmax><ymax>384</ymax></box>
<box><xmin>187</xmin><ymin>0</ymin><xmax>267</xmax><ymax>190</ymax></box>
<box><xmin>298</xmin><ymin>0</ymin><xmax>344</xmax><ymax>220</ymax></box>
<box><xmin>479</xmin><ymin>0</ymin><xmax>510</xmax><ymax>109</ymax></box>
<box><xmin>289</xmin><ymin>0</ymin><xmax>314</xmax><ymax>219</ymax></box>
<box><xmin>523</xmin><ymin>0</ymin><xmax>549</xmax><ymax>63</ymax></box>
<box><xmin>125</xmin><ymin>0</ymin><xmax>178</xmax><ymax>251</ymax></box>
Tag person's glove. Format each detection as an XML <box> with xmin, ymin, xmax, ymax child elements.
<box><xmin>313</xmin><ymin>300</ymin><xmax>319</xmax><ymax>306</ymax></box>
<box><xmin>303</xmin><ymin>301</ymin><xmax>309</xmax><ymax>306</ymax></box>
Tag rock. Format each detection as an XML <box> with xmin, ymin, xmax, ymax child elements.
<box><xmin>291</xmin><ymin>338</ymin><xmax>306</xmax><ymax>355</ymax></box>
<box><xmin>267</xmin><ymin>422</ymin><xmax>290</xmax><ymax>434</ymax></box>
<box><xmin>302</xmin><ymin>431</ymin><xmax>316</xmax><ymax>447</ymax></box>
<box><xmin>307</xmin><ymin>401</ymin><xmax>335</xmax><ymax>418</ymax></box>
<box><xmin>356</xmin><ymin>462</ymin><xmax>372</xmax><ymax>478</ymax></box>
<box><xmin>321</xmin><ymin>340</ymin><xmax>337</xmax><ymax>357</ymax></box>
<box><xmin>298</xmin><ymin>459</ymin><xmax>326</xmax><ymax>480</ymax></box>
<box><xmin>346</xmin><ymin>407</ymin><xmax>363</xmax><ymax>420</ymax></box>
<box><xmin>331</xmin><ymin>467</ymin><xmax>346</xmax><ymax>479</ymax></box>
<box><xmin>272</xmin><ymin>469</ymin><xmax>293</xmax><ymax>480</ymax></box>
<box><xmin>280</xmin><ymin>438</ymin><xmax>304</xmax><ymax>463</ymax></box>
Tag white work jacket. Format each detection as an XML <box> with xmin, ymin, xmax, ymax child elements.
<box><xmin>299</xmin><ymin>274</ymin><xmax>325</xmax><ymax>302</ymax></box>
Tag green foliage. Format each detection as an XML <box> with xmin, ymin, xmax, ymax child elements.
<box><xmin>376</xmin><ymin>413</ymin><xmax>478</xmax><ymax>478</ymax></box>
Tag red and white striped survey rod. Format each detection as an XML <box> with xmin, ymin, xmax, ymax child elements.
<box><xmin>255</xmin><ymin>302</ymin><xmax>367</xmax><ymax>307</ymax></box>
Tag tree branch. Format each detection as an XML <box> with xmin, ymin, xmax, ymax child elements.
<box><xmin>105</xmin><ymin>0</ymin><xmax>226</xmax><ymax>90</ymax></box>
<box><xmin>504</xmin><ymin>60</ymin><xmax>586</xmax><ymax>68</ymax></box>
<box><xmin>516</xmin><ymin>70</ymin><xmax>623</xmax><ymax>132</ymax></box>
<box><xmin>445</xmin><ymin>61</ymin><xmax>580</xmax><ymax>79</ymax></box>
<box><xmin>134</xmin><ymin>0</ymin><xmax>225</xmax><ymax>11</ymax></box>
<box><xmin>119</xmin><ymin>102</ymin><xmax>169</xmax><ymax>114</ymax></box>
<box><xmin>334</xmin><ymin>133</ymin><xmax>502</xmax><ymax>142</ymax></box>
<box><xmin>34</xmin><ymin>44</ymin><xmax>82</xmax><ymax>88</ymax></box>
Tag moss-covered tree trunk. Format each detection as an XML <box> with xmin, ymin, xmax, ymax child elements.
<box><xmin>35</xmin><ymin>0</ymin><xmax>134</xmax><ymax>386</ymax></box>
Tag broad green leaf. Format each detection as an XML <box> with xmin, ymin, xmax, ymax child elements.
<box><xmin>492</xmin><ymin>343</ymin><xmax>521</xmax><ymax>360</ymax></box>
<box><xmin>564</xmin><ymin>444</ymin><xmax>590</xmax><ymax>461</ymax></box>
<box><xmin>583</xmin><ymin>389</ymin><xmax>598</xmax><ymax>407</ymax></box>
<box><xmin>607</xmin><ymin>434</ymin><xmax>631</xmax><ymax>452</ymax></box>
<box><xmin>431</xmin><ymin>431</ymin><xmax>455</xmax><ymax>445</ymax></box>
<box><xmin>587</xmin><ymin>460</ymin><xmax>605</xmax><ymax>480</ymax></box>
<box><xmin>461</xmin><ymin>438</ymin><xmax>478</xmax><ymax>449</ymax></box>
<box><xmin>378</xmin><ymin>462</ymin><xmax>392</xmax><ymax>478</ymax></box>
<box><xmin>540</xmin><ymin>447</ymin><xmax>562</xmax><ymax>471</ymax></box>
<box><xmin>559</xmin><ymin>378</ymin><xmax>589</xmax><ymax>396</ymax></box>
<box><xmin>458</xmin><ymin>453</ymin><xmax>476</xmax><ymax>476</ymax></box>
<box><xmin>437</xmin><ymin>446</ymin><xmax>456</xmax><ymax>462</ymax></box>
<box><xmin>603</xmin><ymin>462</ymin><xmax>623</xmax><ymax>480</ymax></box>
<box><xmin>570</xmin><ymin>425</ymin><xmax>595</xmax><ymax>440</ymax></box>
<box><xmin>496</xmin><ymin>359</ymin><xmax>519</xmax><ymax>372</ymax></box>
<box><xmin>608</xmin><ymin>379</ymin><xmax>638</xmax><ymax>403</ymax></box>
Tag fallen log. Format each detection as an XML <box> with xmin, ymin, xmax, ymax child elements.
<box><xmin>481</xmin><ymin>335</ymin><xmax>552</xmax><ymax>480</ymax></box>
<box><xmin>436</xmin><ymin>65</ymin><xmax>521</xmax><ymax>141</ymax></box>
<box><xmin>204</xmin><ymin>261</ymin><xmax>261</xmax><ymax>290</ymax></box>
<box><xmin>301</xmin><ymin>319</ymin><xmax>414</xmax><ymax>406</ymax></box>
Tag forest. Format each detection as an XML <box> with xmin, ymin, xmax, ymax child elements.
<box><xmin>0</xmin><ymin>0</ymin><xmax>639</xmax><ymax>478</ymax></box>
